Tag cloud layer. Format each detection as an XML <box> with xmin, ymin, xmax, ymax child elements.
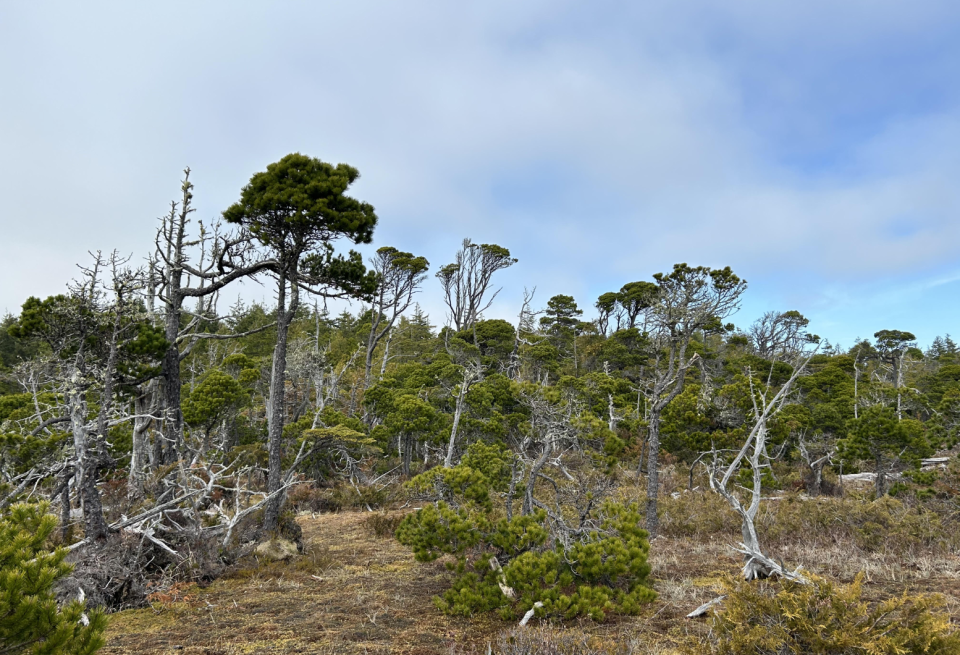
<box><xmin>2</xmin><ymin>1</ymin><xmax>959</xmax><ymax>346</ymax></box>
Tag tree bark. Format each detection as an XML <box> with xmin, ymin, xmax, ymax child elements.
<box><xmin>263</xmin><ymin>267</ymin><xmax>298</xmax><ymax>533</ymax></box>
<box><xmin>875</xmin><ymin>456</ymin><xmax>887</xmax><ymax>497</ymax></box>
<box><xmin>68</xmin><ymin>383</ymin><xmax>108</xmax><ymax>541</ymax></box>
<box><xmin>401</xmin><ymin>433</ymin><xmax>413</xmax><ymax>478</ymax></box>
<box><xmin>444</xmin><ymin>382</ymin><xmax>469</xmax><ymax>468</ymax></box>
<box><xmin>59</xmin><ymin>472</ymin><xmax>72</xmax><ymax>542</ymax></box>
<box><xmin>128</xmin><ymin>381</ymin><xmax>156</xmax><ymax>497</ymax></box>
<box><xmin>160</xmin><ymin>316</ymin><xmax>184</xmax><ymax>464</ymax></box>
<box><xmin>644</xmin><ymin>410</ymin><xmax>661</xmax><ymax>536</ymax></box>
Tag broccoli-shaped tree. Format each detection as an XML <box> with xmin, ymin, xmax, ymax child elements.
<box><xmin>839</xmin><ymin>405</ymin><xmax>931</xmax><ymax>497</ymax></box>
<box><xmin>181</xmin><ymin>370</ymin><xmax>247</xmax><ymax>462</ymax></box>
<box><xmin>224</xmin><ymin>153</ymin><xmax>378</xmax><ymax>532</ymax></box>
<box><xmin>873</xmin><ymin>329</ymin><xmax>919</xmax><ymax>420</ymax></box>
<box><xmin>363</xmin><ymin>247</ymin><xmax>429</xmax><ymax>388</ymax></box>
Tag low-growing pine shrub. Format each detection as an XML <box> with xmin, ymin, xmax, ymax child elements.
<box><xmin>0</xmin><ymin>502</ymin><xmax>107</xmax><ymax>655</ymax></box>
<box><xmin>396</xmin><ymin>444</ymin><xmax>656</xmax><ymax>621</ymax></box>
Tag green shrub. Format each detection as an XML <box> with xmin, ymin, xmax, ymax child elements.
<box><xmin>396</xmin><ymin>447</ymin><xmax>656</xmax><ymax>621</ymax></box>
<box><xmin>702</xmin><ymin>573</ymin><xmax>960</xmax><ymax>654</ymax></box>
<box><xmin>0</xmin><ymin>502</ymin><xmax>107</xmax><ymax>655</ymax></box>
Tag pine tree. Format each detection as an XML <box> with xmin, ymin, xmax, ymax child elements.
<box><xmin>0</xmin><ymin>502</ymin><xmax>106</xmax><ymax>655</ymax></box>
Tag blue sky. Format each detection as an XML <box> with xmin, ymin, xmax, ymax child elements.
<box><xmin>2</xmin><ymin>1</ymin><xmax>960</xmax><ymax>348</ymax></box>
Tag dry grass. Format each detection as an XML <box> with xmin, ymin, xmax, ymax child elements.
<box><xmin>103</xmin><ymin>510</ymin><xmax>504</xmax><ymax>655</ymax></box>
<box><xmin>103</xmin><ymin>477</ymin><xmax>960</xmax><ymax>654</ymax></box>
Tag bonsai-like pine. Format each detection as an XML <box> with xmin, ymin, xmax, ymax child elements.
<box><xmin>224</xmin><ymin>153</ymin><xmax>378</xmax><ymax>532</ymax></box>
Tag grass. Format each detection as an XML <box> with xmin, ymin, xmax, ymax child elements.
<box><xmin>102</xmin><ymin>478</ymin><xmax>960</xmax><ymax>654</ymax></box>
<box><xmin>103</xmin><ymin>511</ymin><xmax>504</xmax><ymax>654</ymax></box>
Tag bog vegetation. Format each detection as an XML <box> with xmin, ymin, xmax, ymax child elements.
<box><xmin>1</xmin><ymin>154</ymin><xmax>959</xmax><ymax>653</ymax></box>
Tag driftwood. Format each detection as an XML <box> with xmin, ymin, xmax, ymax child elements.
<box><xmin>686</xmin><ymin>549</ymin><xmax>808</xmax><ymax>619</ymax></box>
<box><xmin>686</xmin><ymin>595</ymin><xmax>726</xmax><ymax>619</ymax></box>
<box><xmin>519</xmin><ymin>602</ymin><xmax>544</xmax><ymax>627</ymax></box>
<box><xmin>489</xmin><ymin>556</ymin><xmax>516</xmax><ymax>599</ymax></box>
<box><xmin>733</xmin><ymin>543</ymin><xmax>808</xmax><ymax>583</ymax></box>
<box><xmin>840</xmin><ymin>472</ymin><xmax>879</xmax><ymax>483</ymax></box>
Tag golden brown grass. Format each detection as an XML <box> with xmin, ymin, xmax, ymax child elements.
<box><xmin>103</xmin><ymin>475</ymin><xmax>960</xmax><ymax>654</ymax></box>
<box><xmin>103</xmin><ymin>510</ymin><xmax>505</xmax><ymax>654</ymax></box>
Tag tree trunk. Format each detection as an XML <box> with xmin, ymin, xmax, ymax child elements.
<box><xmin>161</xmin><ymin>313</ymin><xmax>184</xmax><ymax>465</ymax></box>
<box><xmin>524</xmin><ymin>436</ymin><xmax>553</xmax><ymax>516</ymax></box>
<box><xmin>444</xmin><ymin>378</ymin><xmax>470</xmax><ymax>468</ymax></box>
<box><xmin>809</xmin><ymin>462</ymin><xmax>823</xmax><ymax>496</ymax></box>
<box><xmin>895</xmin><ymin>353</ymin><xmax>904</xmax><ymax>421</ymax></box>
<box><xmin>401</xmin><ymin>433</ymin><xmax>413</xmax><ymax>478</ymax></box>
<box><xmin>364</xmin><ymin>310</ymin><xmax>380</xmax><ymax>390</ymax></box>
<box><xmin>644</xmin><ymin>409</ymin><xmax>661</xmax><ymax>537</ymax></box>
<box><xmin>378</xmin><ymin>330</ymin><xmax>393</xmax><ymax>380</ymax></box>
<box><xmin>79</xmin><ymin>456</ymin><xmax>109</xmax><ymax>541</ymax></box>
<box><xmin>263</xmin><ymin>271</ymin><xmax>296</xmax><ymax>533</ymax></box>
<box><xmin>59</xmin><ymin>473</ymin><xmax>72</xmax><ymax>542</ymax></box>
<box><xmin>128</xmin><ymin>382</ymin><xmax>155</xmax><ymax>498</ymax></box>
<box><xmin>68</xmin><ymin>382</ymin><xmax>109</xmax><ymax>541</ymax></box>
<box><xmin>875</xmin><ymin>457</ymin><xmax>886</xmax><ymax>497</ymax></box>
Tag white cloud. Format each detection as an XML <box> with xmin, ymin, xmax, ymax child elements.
<box><xmin>1</xmin><ymin>1</ymin><xmax>959</xmax><ymax>342</ymax></box>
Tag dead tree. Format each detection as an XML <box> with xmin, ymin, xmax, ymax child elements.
<box><xmin>517</xmin><ymin>391</ymin><xmax>578</xmax><ymax>520</ymax></box>
<box><xmin>749</xmin><ymin>310</ymin><xmax>812</xmax><ymax>361</ymax></box>
<box><xmin>153</xmin><ymin>169</ymin><xmax>275</xmax><ymax>470</ymax></box>
<box><xmin>797</xmin><ymin>430</ymin><xmax>836</xmax><ymax>496</ymax></box>
<box><xmin>505</xmin><ymin>287</ymin><xmax>541</xmax><ymax>382</ymax></box>
<box><xmin>10</xmin><ymin>252</ymin><xmax>166</xmax><ymax>540</ymax></box>
<box><xmin>287</xmin><ymin>337</ymin><xmax>363</xmax><ymax>426</ymax></box>
<box><xmin>443</xmin><ymin>357</ymin><xmax>485</xmax><ymax>468</ymax></box>
<box><xmin>707</xmin><ymin>349</ymin><xmax>818</xmax><ymax>581</ymax></box>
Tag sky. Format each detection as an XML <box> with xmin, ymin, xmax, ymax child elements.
<box><xmin>2</xmin><ymin>1</ymin><xmax>960</xmax><ymax>349</ymax></box>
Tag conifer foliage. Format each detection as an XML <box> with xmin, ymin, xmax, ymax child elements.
<box><xmin>4</xmin><ymin>155</ymin><xmax>960</xmax><ymax>647</ymax></box>
<box><xmin>396</xmin><ymin>443</ymin><xmax>656</xmax><ymax>621</ymax></box>
<box><xmin>0</xmin><ymin>503</ymin><xmax>106</xmax><ymax>655</ymax></box>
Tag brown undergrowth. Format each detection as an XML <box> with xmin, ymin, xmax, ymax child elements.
<box><xmin>103</xmin><ymin>473</ymin><xmax>960</xmax><ymax>654</ymax></box>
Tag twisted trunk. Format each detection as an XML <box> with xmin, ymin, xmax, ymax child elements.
<box><xmin>644</xmin><ymin>411</ymin><xmax>662</xmax><ymax>536</ymax></box>
<box><xmin>263</xmin><ymin>266</ymin><xmax>298</xmax><ymax>533</ymax></box>
<box><xmin>68</xmin><ymin>381</ymin><xmax>108</xmax><ymax>541</ymax></box>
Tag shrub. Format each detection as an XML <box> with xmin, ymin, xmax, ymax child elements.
<box><xmin>286</xmin><ymin>483</ymin><xmax>342</xmax><ymax>513</ymax></box>
<box><xmin>757</xmin><ymin>494</ymin><xmax>951</xmax><ymax>554</ymax></box>
<box><xmin>0</xmin><ymin>502</ymin><xmax>107</xmax><ymax>655</ymax></box>
<box><xmin>701</xmin><ymin>573</ymin><xmax>960</xmax><ymax>654</ymax></box>
<box><xmin>396</xmin><ymin>446</ymin><xmax>656</xmax><ymax>621</ymax></box>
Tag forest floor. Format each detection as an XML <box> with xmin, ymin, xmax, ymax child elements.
<box><xmin>102</xmin><ymin>505</ymin><xmax>960</xmax><ymax>655</ymax></box>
